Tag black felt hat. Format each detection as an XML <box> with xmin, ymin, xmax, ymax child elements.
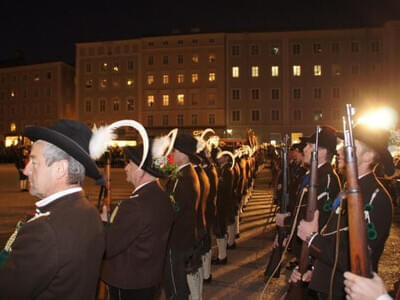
<box><xmin>300</xmin><ymin>126</ymin><xmax>338</xmax><ymax>154</ymax></box>
<box><xmin>24</xmin><ymin>119</ymin><xmax>104</xmax><ymax>184</ymax></box>
<box><xmin>290</xmin><ymin>142</ymin><xmax>307</xmax><ymax>152</ymax></box>
<box><xmin>124</xmin><ymin>141</ymin><xmax>166</xmax><ymax>178</ymax></box>
<box><xmin>337</xmin><ymin>124</ymin><xmax>395</xmax><ymax>176</ymax></box>
<box><xmin>174</xmin><ymin>134</ymin><xmax>198</xmax><ymax>160</ymax></box>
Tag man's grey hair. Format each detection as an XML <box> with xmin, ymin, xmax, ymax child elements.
<box><xmin>39</xmin><ymin>140</ymin><xmax>85</xmax><ymax>185</ymax></box>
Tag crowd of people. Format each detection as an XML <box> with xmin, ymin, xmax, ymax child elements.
<box><xmin>0</xmin><ymin>117</ymin><xmax>399</xmax><ymax>300</ymax></box>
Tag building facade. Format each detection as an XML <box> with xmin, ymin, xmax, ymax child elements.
<box><xmin>0</xmin><ymin>62</ymin><xmax>75</xmax><ymax>144</ymax></box>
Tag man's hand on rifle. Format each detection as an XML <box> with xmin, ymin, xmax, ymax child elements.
<box><xmin>288</xmin><ymin>266</ymin><xmax>313</xmax><ymax>283</ymax></box>
<box><xmin>100</xmin><ymin>204</ymin><xmax>109</xmax><ymax>222</ymax></box>
<box><xmin>276</xmin><ymin>212</ymin><xmax>290</xmax><ymax>227</ymax></box>
<box><xmin>297</xmin><ymin>210</ymin><xmax>319</xmax><ymax>242</ymax></box>
<box><xmin>344</xmin><ymin>272</ymin><xmax>390</xmax><ymax>300</ymax></box>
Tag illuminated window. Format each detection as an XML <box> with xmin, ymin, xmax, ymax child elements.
<box><xmin>208</xmin><ymin>72</ymin><xmax>216</xmax><ymax>82</ymax></box>
<box><xmin>271</xmin><ymin>46</ymin><xmax>280</xmax><ymax>56</ymax></box>
<box><xmin>251</xmin><ymin>89</ymin><xmax>260</xmax><ymax>100</ymax></box>
<box><xmin>99</xmin><ymin>99</ymin><xmax>106</xmax><ymax>112</ymax></box>
<box><xmin>314</xmin><ymin>88</ymin><xmax>322</xmax><ymax>99</ymax></box>
<box><xmin>126</xmin><ymin>79</ymin><xmax>134</xmax><ymax>87</ymax></box>
<box><xmin>314</xmin><ymin>65</ymin><xmax>322</xmax><ymax>76</ymax></box>
<box><xmin>293</xmin><ymin>88</ymin><xmax>301</xmax><ymax>99</ymax></box>
<box><xmin>162</xmin><ymin>94</ymin><xmax>169</xmax><ymax>106</ymax></box>
<box><xmin>10</xmin><ymin>91</ymin><xmax>15</xmax><ymax>97</ymax></box>
<box><xmin>100</xmin><ymin>63</ymin><xmax>108</xmax><ymax>72</ymax></box>
<box><xmin>10</xmin><ymin>122</ymin><xmax>16</xmax><ymax>132</ymax></box>
<box><xmin>232</xmin><ymin>110</ymin><xmax>240</xmax><ymax>122</ymax></box>
<box><xmin>271</xmin><ymin>110</ymin><xmax>280</xmax><ymax>121</ymax></box>
<box><xmin>100</xmin><ymin>79</ymin><xmax>108</xmax><ymax>88</ymax></box>
<box><xmin>177</xmin><ymin>114</ymin><xmax>184</xmax><ymax>126</ymax></box>
<box><xmin>85</xmin><ymin>79</ymin><xmax>93</xmax><ymax>88</ymax></box>
<box><xmin>232</xmin><ymin>66</ymin><xmax>239</xmax><ymax>78</ymax></box>
<box><xmin>191</xmin><ymin>114</ymin><xmax>198</xmax><ymax>125</ymax></box>
<box><xmin>163</xmin><ymin>74</ymin><xmax>169</xmax><ymax>84</ymax></box>
<box><xmin>251</xmin><ymin>110</ymin><xmax>260</xmax><ymax>122</ymax></box>
<box><xmin>147</xmin><ymin>95</ymin><xmax>155</xmax><ymax>107</ymax></box>
<box><xmin>112</xmin><ymin>63</ymin><xmax>120</xmax><ymax>72</ymax></box>
<box><xmin>192</xmin><ymin>55</ymin><xmax>199</xmax><ymax>63</ymax></box>
<box><xmin>147</xmin><ymin>75</ymin><xmax>154</xmax><ymax>85</ymax></box>
<box><xmin>191</xmin><ymin>73</ymin><xmax>198</xmax><ymax>83</ymax></box>
<box><xmin>313</xmin><ymin>43</ymin><xmax>322</xmax><ymax>54</ymax></box>
<box><xmin>162</xmin><ymin>56</ymin><xmax>168</xmax><ymax>64</ymax></box>
<box><xmin>271</xmin><ymin>88</ymin><xmax>280</xmax><ymax>100</ymax></box>
<box><xmin>209</xmin><ymin>113</ymin><xmax>216</xmax><ymax>125</ymax></box>
<box><xmin>127</xmin><ymin>98</ymin><xmax>135</xmax><ymax>111</ymax></box>
<box><xmin>113</xmin><ymin>99</ymin><xmax>120</xmax><ymax>111</ymax></box>
<box><xmin>292</xmin><ymin>44</ymin><xmax>301</xmax><ymax>55</ymax></box>
<box><xmin>208</xmin><ymin>54</ymin><xmax>216</xmax><ymax>63</ymax></box>
<box><xmin>177</xmin><ymin>73</ymin><xmax>184</xmax><ymax>83</ymax></box>
<box><xmin>232</xmin><ymin>89</ymin><xmax>240</xmax><ymax>100</ymax></box>
<box><xmin>293</xmin><ymin>65</ymin><xmax>301</xmax><ymax>76</ymax></box>
<box><xmin>162</xmin><ymin>115</ymin><xmax>168</xmax><ymax>126</ymax></box>
<box><xmin>314</xmin><ymin>110</ymin><xmax>323</xmax><ymax>121</ymax></box>
<box><xmin>251</xmin><ymin>66</ymin><xmax>259</xmax><ymax>77</ymax></box>
<box><xmin>271</xmin><ymin>66</ymin><xmax>279</xmax><ymax>77</ymax></box>
<box><xmin>177</xmin><ymin>94</ymin><xmax>184</xmax><ymax>105</ymax></box>
<box><xmin>147</xmin><ymin>115</ymin><xmax>153</xmax><ymax>127</ymax></box>
<box><xmin>332</xmin><ymin>87</ymin><xmax>340</xmax><ymax>98</ymax></box>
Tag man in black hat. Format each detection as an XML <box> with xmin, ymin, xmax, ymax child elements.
<box><xmin>101</xmin><ymin>142</ymin><xmax>174</xmax><ymax>300</ymax></box>
<box><xmin>0</xmin><ymin>119</ymin><xmax>105</xmax><ymax>300</ymax></box>
<box><xmin>163</xmin><ymin>133</ymin><xmax>202</xmax><ymax>300</ymax></box>
<box><xmin>295</xmin><ymin>124</ymin><xmax>394</xmax><ymax>299</ymax></box>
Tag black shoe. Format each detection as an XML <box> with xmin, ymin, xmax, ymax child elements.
<box><xmin>227</xmin><ymin>242</ymin><xmax>236</xmax><ymax>250</ymax></box>
<box><xmin>203</xmin><ymin>274</ymin><xmax>212</xmax><ymax>284</ymax></box>
<box><xmin>211</xmin><ymin>257</ymin><xmax>227</xmax><ymax>265</ymax></box>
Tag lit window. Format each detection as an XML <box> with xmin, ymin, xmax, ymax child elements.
<box><xmin>147</xmin><ymin>95</ymin><xmax>155</xmax><ymax>107</ymax></box>
<box><xmin>126</xmin><ymin>79</ymin><xmax>134</xmax><ymax>87</ymax></box>
<box><xmin>208</xmin><ymin>54</ymin><xmax>216</xmax><ymax>63</ymax></box>
<box><xmin>192</xmin><ymin>55</ymin><xmax>199</xmax><ymax>63</ymax></box>
<box><xmin>162</xmin><ymin>95</ymin><xmax>169</xmax><ymax>106</ymax></box>
<box><xmin>177</xmin><ymin>94</ymin><xmax>184</xmax><ymax>105</ymax></box>
<box><xmin>163</xmin><ymin>74</ymin><xmax>169</xmax><ymax>84</ymax></box>
<box><xmin>113</xmin><ymin>99</ymin><xmax>120</xmax><ymax>111</ymax></box>
<box><xmin>10</xmin><ymin>91</ymin><xmax>15</xmax><ymax>97</ymax></box>
<box><xmin>177</xmin><ymin>73</ymin><xmax>184</xmax><ymax>83</ymax></box>
<box><xmin>314</xmin><ymin>110</ymin><xmax>323</xmax><ymax>121</ymax></box>
<box><xmin>271</xmin><ymin>66</ymin><xmax>279</xmax><ymax>77</ymax></box>
<box><xmin>208</xmin><ymin>72</ymin><xmax>216</xmax><ymax>82</ymax></box>
<box><xmin>10</xmin><ymin>122</ymin><xmax>16</xmax><ymax>132</ymax></box>
<box><xmin>101</xmin><ymin>63</ymin><xmax>108</xmax><ymax>72</ymax></box>
<box><xmin>99</xmin><ymin>99</ymin><xmax>106</xmax><ymax>112</ymax></box>
<box><xmin>293</xmin><ymin>65</ymin><xmax>301</xmax><ymax>76</ymax></box>
<box><xmin>251</xmin><ymin>66</ymin><xmax>259</xmax><ymax>78</ymax></box>
<box><xmin>209</xmin><ymin>114</ymin><xmax>216</xmax><ymax>125</ymax></box>
<box><xmin>127</xmin><ymin>98</ymin><xmax>135</xmax><ymax>111</ymax></box>
<box><xmin>232</xmin><ymin>110</ymin><xmax>240</xmax><ymax>122</ymax></box>
<box><xmin>147</xmin><ymin>75</ymin><xmax>154</xmax><ymax>85</ymax></box>
<box><xmin>177</xmin><ymin>114</ymin><xmax>184</xmax><ymax>126</ymax></box>
<box><xmin>232</xmin><ymin>66</ymin><xmax>239</xmax><ymax>78</ymax></box>
<box><xmin>314</xmin><ymin>65</ymin><xmax>322</xmax><ymax>76</ymax></box>
<box><xmin>112</xmin><ymin>63</ymin><xmax>120</xmax><ymax>72</ymax></box>
<box><xmin>100</xmin><ymin>79</ymin><xmax>107</xmax><ymax>88</ymax></box>
<box><xmin>192</xmin><ymin>73</ymin><xmax>198</xmax><ymax>83</ymax></box>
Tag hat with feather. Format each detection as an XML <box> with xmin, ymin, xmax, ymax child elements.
<box><xmin>216</xmin><ymin>150</ymin><xmax>235</xmax><ymax>170</ymax></box>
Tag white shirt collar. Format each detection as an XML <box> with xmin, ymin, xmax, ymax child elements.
<box><xmin>177</xmin><ymin>162</ymin><xmax>191</xmax><ymax>172</ymax></box>
<box><xmin>132</xmin><ymin>180</ymin><xmax>154</xmax><ymax>194</ymax></box>
<box><xmin>36</xmin><ymin>187</ymin><xmax>82</xmax><ymax>208</ymax></box>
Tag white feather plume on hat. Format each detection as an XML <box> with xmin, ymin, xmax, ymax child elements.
<box><xmin>152</xmin><ymin>128</ymin><xmax>178</xmax><ymax>159</ymax></box>
<box><xmin>216</xmin><ymin>150</ymin><xmax>235</xmax><ymax>170</ymax></box>
<box><xmin>89</xmin><ymin>120</ymin><xmax>149</xmax><ymax>169</ymax></box>
<box><xmin>195</xmin><ymin>136</ymin><xmax>206</xmax><ymax>153</ymax></box>
<box><xmin>200</xmin><ymin>128</ymin><xmax>215</xmax><ymax>141</ymax></box>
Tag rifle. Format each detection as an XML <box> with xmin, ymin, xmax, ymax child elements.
<box><xmin>264</xmin><ymin>134</ymin><xmax>290</xmax><ymax>279</ymax></box>
<box><xmin>343</xmin><ymin>104</ymin><xmax>372</xmax><ymax>277</ymax></box>
<box><xmin>285</xmin><ymin>126</ymin><xmax>320</xmax><ymax>300</ymax></box>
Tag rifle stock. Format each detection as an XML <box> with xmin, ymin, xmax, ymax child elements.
<box><xmin>265</xmin><ymin>135</ymin><xmax>290</xmax><ymax>279</ymax></box>
<box><xmin>285</xmin><ymin>127</ymin><xmax>320</xmax><ymax>300</ymax></box>
<box><xmin>344</xmin><ymin>104</ymin><xmax>372</xmax><ymax>278</ymax></box>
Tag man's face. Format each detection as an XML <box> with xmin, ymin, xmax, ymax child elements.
<box><xmin>293</xmin><ymin>149</ymin><xmax>304</xmax><ymax>164</ymax></box>
<box><xmin>23</xmin><ymin>141</ymin><xmax>57</xmax><ymax>199</ymax></box>
<box><xmin>124</xmin><ymin>160</ymin><xmax>143</xmax><ymax>187</ymax></box>
<box><xmin>302</xmin><ymin>143</ymin><xmax>313</xmax><ymax>165</ymax></box>
<box><xmin>336</xmin><ymin>142</ymin><xmax>345</xmax><ymax>170</ymax></box>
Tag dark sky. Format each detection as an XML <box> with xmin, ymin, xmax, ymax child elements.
<box><xmin>1</xmin><ymin>0</ymin><xmax>400</xmax><ymax>65</ymax></box>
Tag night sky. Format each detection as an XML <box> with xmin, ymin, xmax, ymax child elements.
<box><xmin>1</xmin><ymin>0</ymin><xmax>400</xmax><ymax>65</ymax></box>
